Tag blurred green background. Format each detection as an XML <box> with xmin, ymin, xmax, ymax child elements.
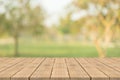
<box><xmin>0</xmin><ymin>39</ymin><xmax>120</xmax><ymax>57</ymax></box>
<box><xmin>0</xmin><ymin>0</ymin><xmax>120</xmax><ymax>57</ymax></box>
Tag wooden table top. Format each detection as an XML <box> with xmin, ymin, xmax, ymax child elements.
<box><xmin>0</xmin><ymin>58</ymin><xmax>120</xmax><ymax>80</ymax></box>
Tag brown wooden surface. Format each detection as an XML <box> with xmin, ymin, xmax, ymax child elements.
<box><xmin>0</xmin><ymin>58</ymin><xmax>120</xmax><ymax>80</ymax></box>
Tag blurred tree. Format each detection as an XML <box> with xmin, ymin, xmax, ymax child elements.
<box><xmin>94</xmin><ymin>0</ymin><xmax>120</xmax><ymax>57</ymax></box>
<box><xmin>59</xmin><ymin>12</ymin><xmax>84</xmax><ymax>36</ymax></box>
<box><xmin>0</xmin><ymin>0</ymin><xmax>45</xmax><ymax>56</ymax></box>
<box><xmin>0</xmin><ymin>14</ymin><xmax>6</xmax><ymax>37</ymax></box>
<box><xmin>59</xmin><ymin>13</ymin><xmax>72</xmax><ymax>35</ymax></box>
<box><xmin>70</xmin><ymin>0</ymin><xmax>120</xmax><ymax>57</ymax></box>
<box><xmin>29</xmin><ymin>6</ymin><xmax>45</xmax><ymax>39</ymax></box>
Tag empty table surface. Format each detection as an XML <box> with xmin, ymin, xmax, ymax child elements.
<box><xmin>0</xmin><ymin>58</ymin><xmax>120</xmax><ymax>80</ymax></box>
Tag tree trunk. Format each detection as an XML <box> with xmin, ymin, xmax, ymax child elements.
<box><xmin>14</xmin><ymin>34</ymin><xmax>19</xmax><ymax>57</ymax></box>
<box><xmin>94</xmin><ymin>39</ymin><xmax>106</xmax><ymax>58</ymax></box>
<box><xmin>103</xmin><ymin>25</ymin><xmax>111</xmax><ymax>55</ymax></box>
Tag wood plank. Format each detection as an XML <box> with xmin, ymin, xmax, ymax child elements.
<box><xmin>0</xmin><ymin>58</ymin><xmax>25</xmax><ymax>72</ymax></box>
<box><xmin>85</xmin><ymin>58</ymin><xmax>120</xmax><ymax>80</ymax></box>
<box><xmin>0</xmin><ymin>58</ymin><xmax>34</xmax><ymax>80</ymax></box>
<box><xmin>95</xmin><ymin>58</ymin><xmax>120</xmax><ymax>72</ymax></box>
<box><xmin>112</xmin><ymin>58</ymin><xmax>120</xmax><ymax>61</ymax></box>
<box><xmin>0</xmin><ymin>58</ymin><xmax>10</xmax><ymax>63</ymax></box>
<box><xmin>51</xmin><ymin>58</ymin><xmax>69</xmax><ymax>80</ymax></box>
<box><xmin>30</xmin><ymin>58</ymin><xmax>54</xmax><ymax>80</ymax></box>
<box><xmin>11</xmin><ymin>58</ymin><xmax>45</xmax><ymax>80</ymax></box>
<box><xmin>0</xmin><ymin>58</ymin><xmax>15</xmax><ymax>65</ymax></box>
<box><xmin>107</xmin><ymin>58</ymin><xmax>120</xmax><ymax>66</ymax></box>
<box><xmin>76</xmin><ymin>58</ymin><xmax>109</xmax><ymax>80</ymax></box>
<box><xmin>0</xmin><ymin>58</ymin><xmax>15</xmax><ymax>67</ymax></box>
<box><xmin>66</xmin><ymin>58</ymin><xmax>90</xmax><ymax>80</ymax></box>
<box><xmin>0</xmin><ymin>58</ymin><xmax>120</xmax><ymax>80</ymax></box>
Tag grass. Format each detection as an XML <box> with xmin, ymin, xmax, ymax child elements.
<box><xmin>0</xmin><ymin>41</ymin><xmax>120</xmax><ymax>57</ymax></box>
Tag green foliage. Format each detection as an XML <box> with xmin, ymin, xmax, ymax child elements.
<box><xmin>0</xmin><ymin>0</ymin><xmax>45</xmax><ymax>37</ymax></box>
<box><xmin>0</xmin><ymin>0</ymin><xmax>45</xmax><ymax>56</ymax></box>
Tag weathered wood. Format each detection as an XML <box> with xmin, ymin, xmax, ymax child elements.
<box><xmin>11</xmin><ymin>58</ymin><xmax>44</xmax><ymax>80</ymax></box>
<box><xmin>30</xmin><ymin>58</ymin><xmax>54</xmax><ymax>80</ymax></box>
<box><xmin>95</xmin><ymin>58</ymin><xmax>120</xmax><ymax>72</ymax></box>
<box><xmin>0</xmin><ymin>58</ymin><xmax>119</xmax><ymax>80</ymax></box>
<box><xmin>0</xmin><ymin>58</ymin><xmax>24</xmax><ymax>72</ymax></box>
<box><xmin>51</xmin><ymin>58</ymin><xmax>69</xmax><ymax>80</ymax></box>
<box><xmin>85</xmin><ymin>58</ymin><xmax>120</xmax><ymax>80</ymax></box>
<box><xmin>76</xmin><ymin>58</ymin><xmax>109</xmax><ymax>80</ymax></box>
<box><xmin>66</xmin><ymin>58</ymin><xmax>90</xmax><ymax>80</ymax></box>
<box><xmin>0</xmin><ymin>58</ymin><xmax>33</xmax><ymax>80</ymax></box>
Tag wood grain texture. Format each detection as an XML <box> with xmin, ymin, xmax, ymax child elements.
<box><xmin>66</xmin><ymin>58</ymin><xmax>90</xmax><ymax>80</ymax></box>
<box><xmin>76</xmin><ymin>58</ymin><xmax>109</xmax><ymax>80</ymax></box>
<box><xmin>0</xmin><ymin>58</ymin><xmax>33</xmax><ymax>80</ymax></box>
<box><xmin>51</xmin><ymin>58</ymin><xmax>69</xmax><ymax>80</ymax></box>
<box><xmin>0</xmin><ymin>58</ymin><xmax>120</xmax><ymax>80</ymax></box>
<box><xmin>85</xmin><ymin>58</ymin><xmax>120</xmax><ymax>80</ymax></box>
<box><xmin>11</xmin><ymin>58</ymin><xmax>44</xmax><ymax>80</ymax></box>
<box><xmin>30</xmin><ymin>58</ymin><xmax>54</xmax><ymax>80</ymax></box>
<box><xmin>0</xmin><ymin>58</ymin><xmax>24</xmax><ymax>72</ymax></box>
